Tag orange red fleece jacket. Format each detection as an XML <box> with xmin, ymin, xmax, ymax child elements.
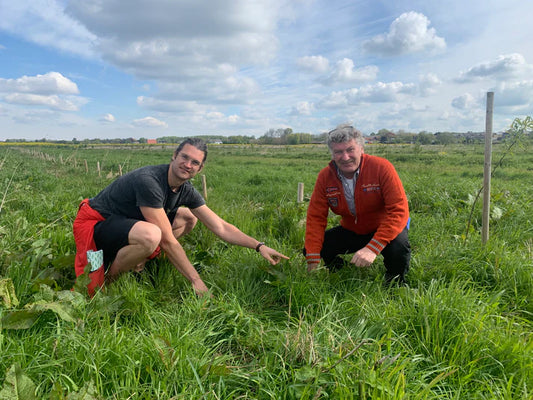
<box><xmin>305</xmin><ymin>154</ymin><xmax>409</xmax><ymax>263</ymax></box>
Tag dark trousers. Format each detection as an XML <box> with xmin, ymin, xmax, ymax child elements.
<box><xmin>319</xmin><ymin>226</ymin><xmax>411</xmax><ymax>281</ymax></box>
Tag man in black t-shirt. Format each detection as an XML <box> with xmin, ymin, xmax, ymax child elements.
<box><xmin>79</xmin><ymin>138</ymin><xmax>288</xmax><ymax>296</ymax></box>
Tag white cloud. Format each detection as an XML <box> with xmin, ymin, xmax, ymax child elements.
<box><xmin>291</xmin><ymin>101</ymin><xmax>315</xmax><ymax>116</ymax></box>
<box><xmin>324</xmin><ymin>59</ymin><xmax>378</xmax><ymax>85</ymax></box>
<box><xmin>137</xmin><ymin>73</ymin><xmax>260</xmax><ymax>113</ymax></box>
<box><xmin>0</xmin><ymin>72</ymin><xmax>79</xmax><ymax>95</ymax></box>
<box><xmin>137</xmin><ymin>96</ymin><xmax>205</xmax><ymax>114</ymax></box>
<box><xmin>451</xmin><ymin>93</ymin><xmax>478</xmax><ymax>110</ymax></box>
<box><xmin>0</xmin><ymin>0</ymin><xmax>96</xmax><ymax>58</ymax></box>
<box><xmin>492</xmin><ymin>80</ymin><xmax>533</xmax><ymax>108</ymax></box>
<box><xmin>456</xmin><ymin>53</ymin><xmax>533</xmax><ymax>82</ymax></box>
<box><xmin>0</xmin><ymin>72</ymin><xmax>85</xmax><ymax>112</ymax></box>
<box><xmin>132</xmin><ymin>116</ymin><xmax>168</xmax><ymax>128</ymax></box>
<box><xmin>67</xmin><ymin>0</ymin><xmax>282</xmax><ymax>82</ymax></box>
<box><xmin>363</xmin><ymin>12</ymin><xmax>446</xmax><ymax>56</ymax></box>
<box><xmin>319</xmin><ymin>91</ymin><xmax>350</xmax><ymax>109</ymax></box>
<box><xmin>100</xmin><ymin>113</ymin><xmax>115</xmax><ymax>123</ymax></box>
<box><xmin>3</xmin><ymin>93</ymin><xmax>83</xmax><ymax>111</ymax></box>
<box><xmin>418</xmin><ymin>73</ymin><xmax>442</xmax><ymax>96</ymax></box>
<box><xmin>358</xmin><ymin>82</ymin><xmax>417</xmax><ymax>102</ymax></box>
<box><xmin>296</xmin><ymin>56</ymin><xmax>330</xmax><ymax>74</ymax></box>
<box><xmin>318</xmin><ymin>80</ymin><xmax>423</xmax><ymax>111</ymax></box>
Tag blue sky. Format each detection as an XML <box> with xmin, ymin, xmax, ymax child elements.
<box><xmin>0</xmin><ymin>0</ymin><xmax>532</xmax><ymax>141</ymax></box>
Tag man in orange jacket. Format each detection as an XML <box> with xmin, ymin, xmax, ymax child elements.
<box><xmin>304</xmin><ymin>124</ymin><xmax>411</xmax><ymax>284</ymax></box>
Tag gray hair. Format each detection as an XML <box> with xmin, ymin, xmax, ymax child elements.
<box><xmin>326</xmin><ymin>124</ymin><xmax>364</xmax><ymax>151</ymax></box>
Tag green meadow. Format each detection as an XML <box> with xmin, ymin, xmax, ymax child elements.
<box><xmin>0</xmin><ymin>140</ymin><xmax>532</xmax><ymax>399</ymax></box>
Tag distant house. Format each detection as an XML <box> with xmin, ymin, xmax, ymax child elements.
<box><xmin>147</xmin><ymin>139</ymin><xmax>157</xmax><ymax>144</ymax></box>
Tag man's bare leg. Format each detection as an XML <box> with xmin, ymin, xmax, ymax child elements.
<box><xmin>106</xmin><ymin>221</ymin><xmax>162</xmax><ymax>282</ymax></box>
<box><xmin>172</xmin><ymin>208</ymin><xmax>197</xmax><ymax>239</ymax></box>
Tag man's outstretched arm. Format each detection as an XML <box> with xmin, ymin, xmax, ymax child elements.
<box><xmin>191</xmin><ymin>205</ymin><xmax>289</xmax><ymax>265</ymax></box>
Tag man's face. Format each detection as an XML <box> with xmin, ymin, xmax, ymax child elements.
<box><xmin>171</xmin><ymin>143</ymin><xmax>205</xmax><ymax>181</ymax></box>
<box><xmin>330</xmin><ymin>139</ymin><xmax>363</xmax><ymax>178</ymax></box>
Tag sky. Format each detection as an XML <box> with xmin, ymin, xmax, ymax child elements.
<box><xmin>0</xmin><ymin>0</ymin><xmax>532</xmax><ymax>141</ymax></box>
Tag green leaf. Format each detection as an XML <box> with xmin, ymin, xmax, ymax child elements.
<box><xmin>0</xmin><ymin>309</ymin><xmax>40</xmax><ymax>330</ymax></box>
<box><xmin>0</xmin><ymin>278</ymin><xmax>19</xmax><ymax>308</ymax></box>
<box><xmin>0</xmin><ymin>363</ymin><xmax>37</xmax><ymax>400</ymax></box>
<box><xmin>65</xmin><ymin>380</ymin><xmax>99</xmax><ymax>400</ymax></box>
<box><xmin>294</xmin><ymin>366</ymin><xmax>318</xmax><ymax>383</ymax></box>
<box><xmin>72</xmin><ymin>263</ymin><xmax>92</xmax><ymax>296</ymax></box>
<box><xmin>29</xmin><ymin>302</ymin><xmax>77</xmax><ymax>323</ymax></box>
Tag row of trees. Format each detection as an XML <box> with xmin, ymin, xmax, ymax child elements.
<box><xmin>4</xmin><ymin>128</ymin><xmax>528</xmax><ymax>146</ymax></box>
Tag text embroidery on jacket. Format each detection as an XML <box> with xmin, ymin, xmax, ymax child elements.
<box><xmin>362</xmin><ymin>183</ymin><xmax>381</xmax><ymax>192</ymax></box>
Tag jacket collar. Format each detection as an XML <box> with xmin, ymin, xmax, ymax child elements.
<box><xmin>328</xmin><ymin>154</ymin><xmax>365</xmax><ymax>180</ymax></box>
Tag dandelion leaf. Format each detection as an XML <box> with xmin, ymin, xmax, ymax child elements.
<box><xmin>0</xmin><ymin>363</ymin><xmax>37</xmax><ymax>400</ymax></box>
<box><xmin>66</xmin><ymin>380</ymin><xmax>99</xmax><ymax>400</ymax></box>
<box><xmin>29</xmin><ymin>302</ymin><xmax>77</xmax><ymax>323</ymax></box>
<box><xmin>0</xmin><ymin>309</ymin><xmax>40</xmax><ymax>330</ymax></box>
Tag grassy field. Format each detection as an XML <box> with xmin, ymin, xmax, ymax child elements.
<box><xmin>0</xmin><ymin>141</ymin><xmax>532</xmax><ymax>399</ymax></box>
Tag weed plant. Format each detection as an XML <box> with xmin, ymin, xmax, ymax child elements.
<box><xmin>0</xmin><ymin>141</ymin><xmax>531</xmax><ymax>399</ymax></box>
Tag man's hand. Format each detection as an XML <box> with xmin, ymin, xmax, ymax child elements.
<box><xmin>259</xmin><ymin>245</ymin><xmax>289</xmax><ymax>265</ymax></box>
<box><xmin>350</xmin><ymin>247</ymin><xmax>377</xmax><ymax>267</ymax></box>
<box><xmin>191</xmin><ymin>278</ymin><xmax>210</xmax><ymax>297</ymax></box>
<box><xmin>306</xmin><ymin>260</ymin><xmax>320</xmax><ymax>273</ymax></box>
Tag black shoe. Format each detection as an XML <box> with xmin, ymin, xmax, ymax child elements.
<box><xmin>324</xmin><ymin>256</ymin><xmax>345</xmax><ymax>272</ymax></box>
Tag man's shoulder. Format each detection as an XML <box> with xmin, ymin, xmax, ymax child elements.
<box><xmin>363</xmin><ymin>154</ymin><xmax>393</xmax><ymax>168</ymax></box>
<box><xmin>128</xmin><ymin>164</ymin><xmax>168</xmax><ymax>181</ymax></box>
<box><xmin>134</xmin><ymin>164</ymin><xmax>168</xmax><ymax>175</ymax></box>
<box><xmin>319</xmin><ymin>160</ymin><xmax>336</xmax><ymax>175</ymax></box>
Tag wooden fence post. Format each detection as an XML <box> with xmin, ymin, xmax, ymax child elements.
<box><xmin>482</xmin><ymin>91</ymin><xmax>494</xmax><ymax>244</ymax></box>
<box><xmin>202</xmin><ymin>175</ymin><xmax>207</xmax><ymax>200</ymax></box>
<box><xmin>297</xmin><ymin>182</ymin><xmax>304</xmax><ymax>203</ymax></box>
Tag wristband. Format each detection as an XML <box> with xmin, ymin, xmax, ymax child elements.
<box><xmin>255</xmin><ymin>242</ymin><xmax>265</xmax><ymax>252</ymax></box>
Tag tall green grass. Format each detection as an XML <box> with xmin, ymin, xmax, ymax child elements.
<box><xmin>0</xmin><ymin>142</ymin><xmax>532</xmax><ymax>399</ymax></box>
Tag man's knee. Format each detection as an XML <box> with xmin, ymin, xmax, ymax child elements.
<box><xmin>172</xmin><ymin>208</ymin><xmax>197</xmax><ymax>238</ymax></box>
<box><xmin>382</xmin><ymin>229</ymin><xmax>411</xmax><ymax>274</ymax></box>
<box><xmin>130</xmin><ymin>221</ymin><xmax>162</xmax><ymax>254</ymax></box>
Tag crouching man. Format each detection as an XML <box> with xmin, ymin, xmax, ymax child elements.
<box><xmin>74</xmin><ymin>138</ymin><xmax>288</xmax><ymax>296</ymax></box>
<box><xmin>304</xmin><ymin>124</ymin><xmax>410</xmax><ymax>285</ymax></box>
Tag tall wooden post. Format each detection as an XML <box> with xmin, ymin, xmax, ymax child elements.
<box><xmin>297</xmin><ymin>182</ymin><xmax>304</xmax><ymax>203</ymax></box>
<box><xmin>482</xmin><ymin>92</ymin><xmax>494</xmax><ymax>244</ymax></box>
<box><xmin>202</xmin><ymin>175</ymin><xmax>207</xmax><ymax>200</ymax></box>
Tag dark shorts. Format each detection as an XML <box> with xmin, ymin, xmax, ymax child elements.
<box><xmin>93</xmin><ymin>214</ymin><xmax>138</xmax><ymax>269</ymax></box>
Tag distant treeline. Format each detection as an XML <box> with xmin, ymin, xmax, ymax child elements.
<box><xmin>4</xmin><ymin>127</ymin><xmax>524</xmax><ymax>146</ymax></box>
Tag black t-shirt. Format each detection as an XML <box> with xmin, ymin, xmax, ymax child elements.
<box><xmin>89</xmin><ymin>164</ymin><xmax>205</xmax><ymax>220</ymax></box>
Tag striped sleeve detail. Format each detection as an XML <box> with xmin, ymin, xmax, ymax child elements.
<box><xmin>305</xmin><ymin>253</ymin><xmax>321</xmax><ymax>262</ymax></box>
<box><xmin>366</xmin><ymin>238</ymin><xmax>385</xmax><ymax>255</ymax></box>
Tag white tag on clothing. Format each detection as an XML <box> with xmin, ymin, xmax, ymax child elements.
<box><xmin>87</xmin><ymin>250</ymin><xmax>104</xmax><ymax>272</ymax></box>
